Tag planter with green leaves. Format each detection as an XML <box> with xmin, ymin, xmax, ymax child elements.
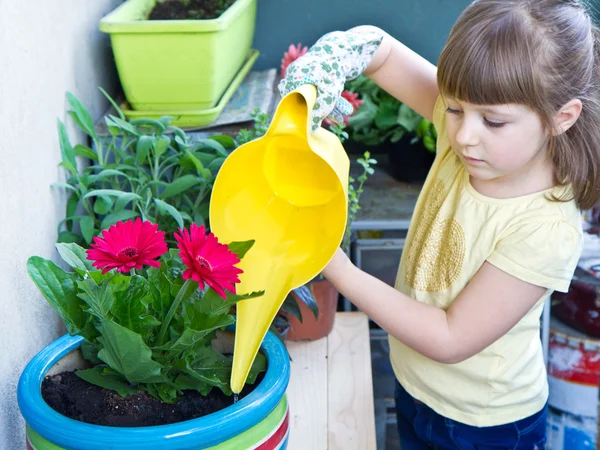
<box><xmin>345</xmin><ymin>75</ymin><xmax>436</xmax><ymax>183</ymax></box>
<box><xmin>19</xmin><ymin>221</ymin><xmax>290</xmax><ymax>449</ymax></box>
<box><xmin>99</xmin><ymin>0</ymin><xmax>257</xmax><ymax>111</ymax></box>
<box><xmin>55</xmin><ymin>90</ymin><xmax>234</xmax><ymax>247</ymax></box>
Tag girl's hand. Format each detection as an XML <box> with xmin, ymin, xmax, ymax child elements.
<box><xmin>278</xmin><ymin>29</ymin><xmax>384</xmax><ymax>131</ymax></box>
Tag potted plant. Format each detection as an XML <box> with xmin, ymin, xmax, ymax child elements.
<box><xmin>99</xmin><ymin>0</ymin><xmax>258</xmax><ymax>112</ymax></box>
<box><xmin>54</xmin><ymin>89</ymin><xmax>236</xmax><ymax>247</ymax></box>
<box><xmin>345</xmin><ymin>75</ymin><xmax>437</xmax><ymax>183</ymax></box>
<box><xmin>19</xmin><ymin>219</ymin><xmax>291</xmax><ymax>449</ymax></box>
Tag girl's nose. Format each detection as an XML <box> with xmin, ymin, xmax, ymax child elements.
<box><xmin>455</xmin><ymin>118</ymin><xmax>479</xmax><ymax>147</ymax></box>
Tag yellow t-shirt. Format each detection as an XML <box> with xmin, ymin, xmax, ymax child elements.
<box><xmin>390</xmin><ymin>96</ymin><xmax>583</xmax><ymax>427</ymax></box>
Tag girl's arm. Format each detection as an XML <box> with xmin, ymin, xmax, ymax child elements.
<box><xmin>323</xmin><ymin>248</ymin><xmax>546</xmax><ymax>364</ymax></box>
<box><xmin>355</xmin><ymin>26</ymin><xmax>439</xmax><ymax>122</ymax></box>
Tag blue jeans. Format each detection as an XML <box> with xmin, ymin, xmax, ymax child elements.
<box><xmin>395</xmin><ymin>381</ymin><xmax>547</xmax><ymax>449</ymax></box>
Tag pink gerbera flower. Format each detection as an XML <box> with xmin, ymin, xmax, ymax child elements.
<box><xmin>86</xmin><ymin>218</ymin><xmax>167</xmax><ymax>274</ymax></box>
<box><xmin>280</xmin><ymin>43</ymin><xmax>308</xmax><ymax>78</ymax></box>
<box><xmin>174</xmin><ymin>224</ymin><xmax>243</xmax><ymax>299</ymax></box>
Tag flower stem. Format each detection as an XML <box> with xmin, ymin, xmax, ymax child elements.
<box><xmin>155</xmin><ymin>278</ymin><xmax>197</xmax><ymax>346</ymax></box>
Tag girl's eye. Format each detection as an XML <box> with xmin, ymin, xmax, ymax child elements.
<box><xmin>446</xmin><ymin>106</ymin><xmax>461</xmax><ymax>114</ymax></box>
<box><xmin>484</xmin><ymin>118</ymin><xmax>505</xmax><ymax>128</ymax></box>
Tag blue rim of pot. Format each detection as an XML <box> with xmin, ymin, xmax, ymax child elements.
<box><xmin>17</xmin><ymin>329</ymin><xmax>290</xmax><ymax>449</ymax></box>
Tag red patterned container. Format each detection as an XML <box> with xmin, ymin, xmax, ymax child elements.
<box><xmin>547</xmin><ymin>317</ymin><xmax>600</xmax><ymax>418</ymax></box>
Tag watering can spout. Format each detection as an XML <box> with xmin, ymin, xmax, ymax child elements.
<box><xmin>209</xmin><ymin>84</ymin><xmax>349</xmax><ymax>394</ymax></box>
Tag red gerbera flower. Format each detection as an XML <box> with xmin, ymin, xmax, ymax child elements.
<box><xmin>86</xmin><ymin>218</ymin><xmax>167</xmax><ymax>274</ymax></box>
<box><xmin>280</xmin><ymin>43</ymin><xmax>308</xmax><ymax>78</ymax></box>
<box><xmin>174</xmin><ymin>224</ymin><xmax>243</xmax><ymax>299</ymax></box>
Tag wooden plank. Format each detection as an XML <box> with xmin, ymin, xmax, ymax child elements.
<box><xmin>328</xmin><ymin>312</ymin><xmax>377</xmax><ymax>450</ymax></box>
<box><xmin>286</xmin><ymin>338</ymin><xmax>329</xmax><ymax>450</ymax></box>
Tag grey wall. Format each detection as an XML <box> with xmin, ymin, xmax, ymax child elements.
<box><xmin>0</xmin><ymin>1</ymin><xmax>122</xmax><ymax>447</ymax></box>
<box><xmin>253</xmin><ymin>0</ymin><xmax>473</xmax><ymax>70</ymax></box>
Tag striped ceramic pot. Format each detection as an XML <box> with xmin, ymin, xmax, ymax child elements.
<box><xmin>18</xmin><ymin>331</ymin><xmax>290</xmax><ymax>450</ymax></box>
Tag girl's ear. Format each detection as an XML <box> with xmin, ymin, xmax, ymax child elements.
<box><xmin>552</xmin><ymin>99</ymin><xmax>582</xmax><ymax>136</ymax></box>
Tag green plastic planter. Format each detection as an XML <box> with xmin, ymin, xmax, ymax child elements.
<box><xmin>99</xmin><ymin>0</ymin><xmax>257</xmax><ymax>111</ymax></box>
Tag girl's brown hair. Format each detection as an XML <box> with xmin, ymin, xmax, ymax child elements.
<box><xmin>437</xmin><ymin>0</ymin><xmax>600</xmax><ymax>210</ymax></box>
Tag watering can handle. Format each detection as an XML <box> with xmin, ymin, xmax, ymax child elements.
<box><xmin>282</xmin><ymin>77</ymin><xmax>354</xmax><ymax>131</ymax></box>
<box><xmin>269</xmin><ymin>84</ymin><xmax>320</xmax><ymax>137</ymax></box>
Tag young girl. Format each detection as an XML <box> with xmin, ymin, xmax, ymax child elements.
<box><xmin>280</xmin><ymin>0</ymin><xmax>600</xmax><ymax>448</ymax></box>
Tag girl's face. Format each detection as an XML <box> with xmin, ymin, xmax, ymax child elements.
<box><xmin>443</xmin><ymin>98</ymin><xmax>551</xmax><ymax>185</ymax></box>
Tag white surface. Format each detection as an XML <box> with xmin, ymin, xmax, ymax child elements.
<box><xmin>0</xmin><ymin>1</ymin><xmax>121</xmax><ymax>447</ymax></box>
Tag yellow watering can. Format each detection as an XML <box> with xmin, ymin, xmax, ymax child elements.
<box><xmin>209</xmin><ymin>84</ymin><xmax>349</xmax><ymax>393</ymax></box>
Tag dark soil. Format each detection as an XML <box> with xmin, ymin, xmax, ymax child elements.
<box><xmin>149</xmin><ymin>0</ymin><xmax>237</xmax><ymax>20</ymax></box>
<box><xmin>42</xmin><ymin>370</ymin><xmax>263</xmax><ymax>427</ymax></box>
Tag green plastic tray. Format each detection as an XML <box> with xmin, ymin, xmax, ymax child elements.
<box><xmin>120</xmin><ymin>49</ymin><xmax>259</xmax><ymax>128</ymax></box>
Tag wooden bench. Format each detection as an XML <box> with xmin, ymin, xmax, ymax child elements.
<box><xmin>285</xmin><ymin>312</ymin><xmax>377</xmax><ymax>449</ymax></box>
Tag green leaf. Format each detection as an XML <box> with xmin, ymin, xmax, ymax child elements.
<box><xmin>374</xmin><ymin>103</ymin><xmax>400</xmax><ymax>129</ymax></box>
<box><xmin>146</xmin><ymin>382</ymin><xmax>179</xmax><ymax>403</ymax></box>
<box><xmin>198</xmin><ymin>139</ymin><xmax>229</xmax><ymax>157</ymax></box>
<box><xmin>76</xmin><ymin>276</ymin><xmax>116</xmax><ymax>320</ymax></box>
<box><xmin>66</xmin><ymin>92</ymin><xmax>98</xmax><ymax>141</ymax></box>
<box><xmin>136</xmin><ymin>136</ymin><xmax>154</xmax><ymax>165</ymax></box>
<box><xmin>130</xmin><ymin>118</ymin><xmax>166</xmax><ymax>133</ymax></box>
<box><xmin>99</xmin><ymin>87</ymin><xmax>125</xmax><ymax>121</ymax></box>
<box><xmin>81</xmin><ymin>340</ymin><xmax>102</xmax><ymax>364</ymax></box>
<box><xmin>105</xmin><ymin>115</ymin><xmax>139</xmax><ymax>136</ymax></box>
<box><xmin>57</xmin><ymin>231</ymin><xmax>84</xmax><ymax>245</ymax></box>
<box><xmin>200</xmin><ymin>168</ymin><xmax>212</xmax><ymax>180</ymax></box>
<box><xmin>100</xmin><ymin>210</ymin><xmax>139</xmax><ymax>230</ymax></box>
<box><xmin>97</xmin><ymin>320</ymin><xmax>166</xmax><ymax>384</ymax></box>
<box><xmin>281</xmin><ymin>293</ymin><xmax>303</xmax><ymax>322</ymax></box>
<box><xmin>180</xmin><ymin>149</ymin><xmax>205</xmax><ymax>174</ymax></box>
<box><xmin>292</xmin><ymin>285</ymin><xmax>319</xmax><ymax>320</ymax></box>
<box><xmin>80</xmin><ymin>216</ymin><xmax>95</xmax><ymax>244</ymax></box>
<box><xmin>207</xmin><ymin>157</ymin><xmax>226</xmax><ymax>173</ymax></box>
<box><xmin>208</xmin><ymin>135</ymin><xmax>236</xmax><ymax>150</ymax></box>
<box><xmin>76</xmin><ymin>367</ymin><xmax>138</xmax><ymax>397</ymax></box>
<box><xmin>84</xmin><ymin>189</ymin><xmax>142</xmax><ymax>202</ymax></box>
<box><xmin>199</xmin><ymin>289</ymin><xmax>264</xmax><ymax>316</ymax></box>
<box><xmin>51</xmin><ymin>182</ymin><xmax>78</xmax><ymax>193</ymax></box>
<box><xmin>227</xmin><ymin>240</ymin><xmax>255</xmax><ymax>259</ymax></box>
<box><xmin>423</xmin><ymin>135</ymin><xmax>436</xmax><ymax>152</ymax></box>
<box><xmin>153</xmin><ymin>136</ymin><xmax>171</xmax><ymax>156</ymax></box>
<box><xmin>247</xmin><ymin>351</ymin><xmax>267</xmax><ymax>384</ymax></box>
<box><xmin>63</xmin><ymin>192</ymin><xmax>79</xmax><ymax>234</ymax></box>
<box><xmin>147</xmin><ymin>266</ymin><xmax>173</xmax><ymax>327</ymax></box>
<box><xmin>93</xmin><ymin>195</ymin><xmax>113</xmax><ymax>215</ymax></box>
<box><xmin>160</xmin><ymin>175</ymin><xmax>200</xmax><ymax>200</ymax></box>
<box><xmin>89</xmin><ymin>169</ymin><xmax>130</xmax><ymax>183</ymax></box>
<box><xmin>57</xmin><ymin>120</ymin><xmax>77</xmax><ymax>176</ymax></box>
<box><xmin>179</xmin><ymin>347</ymin><xmax>233</xmax><ymax>394</ymax></box>
<box><xmin>113</xmin><ymin>193</ymin><xmax>139</xmax><ymax>214</ymax></box>
<box><xmin>158</xmin><ymin>116</ymin><xmax>174</xmax><ymax>129</ymax></box>
<box><xmin>154</xmin><ymin>199</ymin><xmax>184</xmax><ymax>229</ymax></box>
<box><xmin>27</xmin><ymin>257</ymin><xmax>85</xmax><ymax>334</ymax></box>
<box><xmin>171</xmin><ymin>315</ymin><xmax>235</xmax><ymax>354</ymax></box>
<box><xmin>110</xmin><ymin>275</ymin><xmax>155</xmax><ymax>337</ymax></box>
<box><xmin>396</xmin><ymin>104</ymin><xmax>422</xmax><ymax>132</ymax></box>
<box><xmin>346</xmin><ymin>96</ymin><xmax>378</xmax><ymax>130</ymax></box>
<box><xmin>56</xmin><ymin>242</ymin><xmax>94</xmax><ymax>272</ymax></box>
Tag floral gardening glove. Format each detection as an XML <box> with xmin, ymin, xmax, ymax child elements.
<box><xmin>278</xmin><ymin>28</ymin><xmax>384</xmax><ymax>131</ymax></box>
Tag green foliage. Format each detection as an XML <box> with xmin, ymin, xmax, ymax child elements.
<box><xmin>235</xmin><ymin>109</ymin><xmax>272</xmax><ymax>145</ymax></box>
<box><xmin>27</xmin><ymin>242</ymin><xmax>266</xmax><ymax>403</ymax></box>
<box><xmin>55</xmin><ymin>90</ymin><xmax>236</xmax><ymax>247</ymax></box>
<box><xmin>345</xmin><ymin>75</ymin><xmax>436</xmax><ymax>151</ymax></box>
